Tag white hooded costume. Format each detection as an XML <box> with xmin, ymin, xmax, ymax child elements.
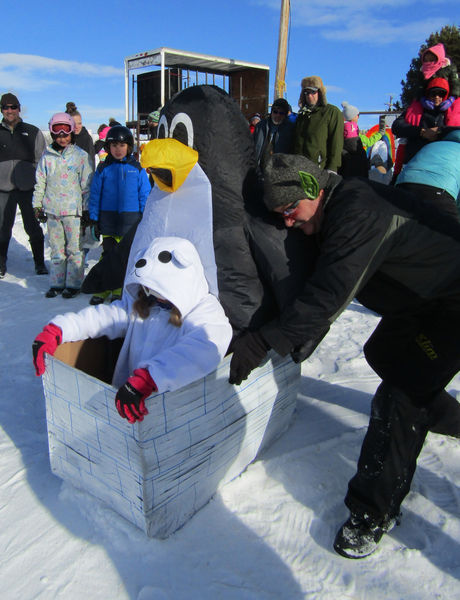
<box><xmin>51</xmin><ymin>237</ymin><xmax>232</xmax><ymax>391</ymax></box>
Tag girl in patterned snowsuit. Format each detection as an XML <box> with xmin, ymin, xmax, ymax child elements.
<box><xmin>33</xmin><ymin>112</ymin><xmax>93</xmax><ymax>298</ymax></box>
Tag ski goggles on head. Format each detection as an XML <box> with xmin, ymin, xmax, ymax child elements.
<box><xmin>51</xmin><ymin>123</ymin><xmax>72</xmax><ymax>135</ymax></box>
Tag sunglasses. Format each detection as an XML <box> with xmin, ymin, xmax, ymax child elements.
<box><xmin>51</xmin><ymin>123</ymin><xmax>72</xmax><ymax>135</ymax></box>
<box><xmin>2</xmin><ymin>104</ymin><xmax>19</xmax><ymax>110</ymax></box>
<box><xmin>282</xmin><ymin>198</ymin><xmax>302</xmax><ymax>217</ymax></box>
<box><xmin>272</xmin><ymin>109</ymin><xmax>286</xmax><ymax>115</ymax></box>
<box><xmin>304</xmin><ymin>90</ymin><xmax>318</xmax><ymax>95</ymax></box>
<box><xmin>428</xmin><ymin>90</ymin><xmax>447</xmax><ymax>98</ymax></box>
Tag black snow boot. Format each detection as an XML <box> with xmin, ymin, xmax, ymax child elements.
<box><xmin>62</xmin><ymin>287</ymin><xmax>80</xmax><ymax>299</ymax></box>
<box><xmin>30</xmin><ymin>239</ymin><xmax>48</xmax><ymax>275</ymax></box>
<box><xmin>333</xmin><ymin>512</ymin><xmax>400</xmax><ymax>559</ymax></box>
<box><xmin>0</xmin><ymin>256</ymin><xmax>6</xmax><ymax>278</ymax></box>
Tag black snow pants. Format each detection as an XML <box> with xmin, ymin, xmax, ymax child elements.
<box><xmin>345</xmin><ymin>302</ymin><xmax>460</xmax><ymax>520</ymax></box>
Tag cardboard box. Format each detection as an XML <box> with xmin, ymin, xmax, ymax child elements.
<box><xmin>43</xmin><ymin>338</ymin><xmax>300</xmax><ymax>538</ymax></box>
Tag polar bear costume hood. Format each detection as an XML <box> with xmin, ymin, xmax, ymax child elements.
<box><xmin>124</xmin><ymin>236</ymin><xmax>209</xmax><ymax>318</ymax></box>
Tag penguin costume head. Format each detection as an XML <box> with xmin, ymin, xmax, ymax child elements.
<box><xmin>142</xmin><ymin>85</ymin><xmax>259</xmax><ymax>226</ymax></box>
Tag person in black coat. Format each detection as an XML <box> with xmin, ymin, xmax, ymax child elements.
<box><xmin>253</xmin><ymin>98</ymin><xmax>295</xmax><ymax>172</ymax></box>
<box><xmin>65</xmin><ymin>103</ymin><xmax>95</xmax><ymax>169</ymax></box>
<box><xmin>229</xmin><ymin>153</ymin><xmax>460</xmax><ymax>559</ymax></box>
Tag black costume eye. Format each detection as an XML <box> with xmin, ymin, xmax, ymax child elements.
<box><xmin>135</xmin><ymin>258</ymin><xmax>147</xmax><ymax>268</ymax></box>
<box><xmin>158</xmin><ymin>251</ymin><xmax>172</xmax><ymax>263</ymax></box>
<box><xmin>170</xmin><ymin>112</ymin><xmax>194</xmax><ymax>148</ymax></box>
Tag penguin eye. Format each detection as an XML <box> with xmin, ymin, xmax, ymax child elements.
<box><xmin>135</xmin><ymin>258</ymin><xmax>147</xmax><ymax>268</ymax></box>
<box><xmin>158</xmin><ymin>251</ymin><xmax>172</xmax><ymax>263</ymax></box>
<box><xmin>169</xmin><ymin>112</ymin><xmax>194</xmax><ymax>148</ymax></box>
<box><xmin>157</xmin><ymin>114</ymin><xmax>168</xmax><ymax>139</ymax></box>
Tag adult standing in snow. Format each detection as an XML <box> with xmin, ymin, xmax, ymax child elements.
<box><xmin>0</xmin><ymin>92</ymin><xmax>47</xmax><ymax>278</ymax></box>
<box><xmin>228</xmin><ymin>153</ymin><xmax>460</xmax><ymax>559</ymax></box>
<box><xmin>293</xmin><ymin>76</ymin><xmax>344</xmax><ymax>173</ymax></box>
<box><xmin>65</xmin><ymin>102</ymin><xmax>96</xmax><ymax>170</ymax></box>
<box><xmin>253</xmin><ymin>98</ymin><xmax>295</xmax><ymax>172</ymax></box>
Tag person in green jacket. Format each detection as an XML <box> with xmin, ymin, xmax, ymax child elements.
<box><xmin>293</xmin><ymin>75</ymin><xmax>344</xmax><ymax>173</ymax></box>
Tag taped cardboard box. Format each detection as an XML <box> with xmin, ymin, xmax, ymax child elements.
<box><xmin>43</xmin><ymin>337</ymin><xmax>300</xmax><ymax>538</ymax></box>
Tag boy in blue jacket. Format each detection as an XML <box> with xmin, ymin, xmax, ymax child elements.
<box><xmin>89</xmin><ymin>125</ymin><xmax>151</xmax><ymax>304</ymax></box>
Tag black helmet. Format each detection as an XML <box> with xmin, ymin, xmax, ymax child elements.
<box><xmin>104</xmin><ymin>125</ymin><xmax>134</xmax><ymax>153</ymax></box>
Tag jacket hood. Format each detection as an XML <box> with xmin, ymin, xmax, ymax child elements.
<box><xmin>299</xmin><ymin>76</ymin><xmax>327</xmax><ymax>108</ymax></box>
<box><xmin>422</xmin><ymin>43</ymin><xmax>448</xmax><ymax>64</ymax></box>
<box><xmin>124</xmin><ymin>236</ymin><xmax>209</xmax><ymax>317</ymax></box>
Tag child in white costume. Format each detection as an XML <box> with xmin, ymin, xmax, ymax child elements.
<box><xmin>33</xmin><ymin>236</ymin><xmax>232</xmax><ymax>423</ymax></box>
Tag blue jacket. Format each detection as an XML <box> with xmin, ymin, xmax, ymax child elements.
<box><xmin>396</xmin><ymin>129</ymin><xmax>460</xmax><ymax>209</ymax></box>
<box><xmin>89</xmin><ymin>154</ymin><xmax>151</xmax><ymax>236</ymax></box>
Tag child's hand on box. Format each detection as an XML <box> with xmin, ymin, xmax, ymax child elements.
<box><xmin>115</xmin><ymin>368</ymin><xmax>157</xmax><ymax>423</ymax></box>
<box><xmin>32</xmin><ymin>323</ymin><xmax>62</xmax><ymax>376</ymax></box>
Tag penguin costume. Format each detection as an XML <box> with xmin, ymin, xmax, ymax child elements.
<box><xmin>82</xmin><ymin>85</ymin><xmax>315</xmax><ymax>337</ymax></box>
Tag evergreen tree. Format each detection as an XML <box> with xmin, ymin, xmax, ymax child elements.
<box><xmin>400</xmin><ymin>25</ymin><xmax>460</xmax><ymax>108</ymax></box>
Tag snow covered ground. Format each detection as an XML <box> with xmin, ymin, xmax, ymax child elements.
<box><xmin>1</xmin><ymin>215</ymin><xmax>460</xmax><ymax>600</ymax></box>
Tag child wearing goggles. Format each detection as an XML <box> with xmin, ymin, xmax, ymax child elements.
<box><xmin>32</xmin><ymin>112</ymin><xmax>93</xmax><ymax>299</ymax></box>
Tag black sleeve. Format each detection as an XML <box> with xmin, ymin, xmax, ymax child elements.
<box><xmin>261</xmin><ymin>197</ymin><xmax>391</xmax><ymax>356</ymax></box>
<box><xmin>392</xmin><ymin>112</ymin><xmax>421</xmax><ymax>141</ymax></box>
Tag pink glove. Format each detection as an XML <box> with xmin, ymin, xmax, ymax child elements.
<box><xmin>32</xmin><ymin>323</ymin><xmax>62</xmax><ymax>376</ymax></box>
<box><xmin>115</xmin><ymin>368</ymin><xmax>157</xmax><ymax>423</ymax></box>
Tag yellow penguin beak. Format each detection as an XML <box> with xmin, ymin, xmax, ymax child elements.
<box><xmin>140</xmin><ymin>138</ymin><xmax>199</xmax><ymax>193</ymax></box>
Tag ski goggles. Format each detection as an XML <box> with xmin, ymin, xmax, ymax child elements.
<box><xmin>51</xmin><ymin>123</ymin><xmax>72</xmax><ymax>135</ymax></box>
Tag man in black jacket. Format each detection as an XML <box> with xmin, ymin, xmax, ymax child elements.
<box><xmin>229</xmin><ymin>153</ymin><xmax>460</xmax><ymax>558</ymax></box>
<box><xmin>0</xmin><ymin>93</ymin><xmax>47</xmax><ymax>277</ymax></box>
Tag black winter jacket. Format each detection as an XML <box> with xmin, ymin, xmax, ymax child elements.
<box><xmin>75</xmin><ymin>126</ymin><xmax>95</xmax><ymax>169</ymax></box>
<box><xmin>0</xmin><ymin>119</ymin><xmax>45</xmax><ymax>191</ymax></box>
<box><xmin>339</xmin><ymin>137</ymin><xmax>369</xmax><ymax>178</ymax></box>
<box><xmin>261</xmin><ymin>178</ymin><xmax>460</xmax><ymax>359</ymax></box>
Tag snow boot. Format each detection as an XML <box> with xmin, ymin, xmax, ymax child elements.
<box><xmin>35</xmin><ymin>262</ymin><xmax>48</xmax><ymax>275</ymax></box>
<box><xmin>90</xmin><ymin>290</ymin><xmax>110</xmax><ymax>305</ymax></box>
<box><xmin>110</xmin><ymin>288</ymin><xmax>122</xmax><ymax>303</ymax></box>
<box><xmin>31</xmin><ymin>239</ymin><xmax>47</xmax><ymax>275</ymax></box>
<box><xmin>46</xmin><ymin>287</ymin><xmax>64</xmax><ymax>298</ymax></box>
<box><xmin>62</xmin><ymin>287</ymin><xmax>80</xmax><ymax>299</ymax></box>
<box><xmin>0</xmin><ymin>256</ymin><xmax>6</xmax><ymax>278</ymax></box>
<box><xmin>333</xmin><ymin>512</ymin><xmax>400</xmax><ymax>559</ymax></box>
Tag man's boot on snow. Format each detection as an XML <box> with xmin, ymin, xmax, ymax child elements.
<box><xmin>0</xmin><ymin>256</ymin><xmax>6</xmax><ymax>278</ymax></box>
<box><xmin>30</xmin><ymin>239</ymin><xmax>48</xmax><ymax>275</ymax></box>
<box><xmin>334</xmin><ymin>512</ymin><xmax>401</xmax><ymax>559</ymax></box>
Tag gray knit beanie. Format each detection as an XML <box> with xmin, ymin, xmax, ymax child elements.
<box><xmin>263</xmin><ymin>153</ymin><xmax>331</xmax><ymax>210</ymax></box>
<box><xmin>341</xmin><ymin>101</ymin><xmax>359</xmax><ymax>121</ymax></box>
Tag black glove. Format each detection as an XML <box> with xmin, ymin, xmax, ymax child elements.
<box><xmin>229</xmin><ymin>330</ymin><xmax>270</xmax><ymax>385</ymax></box>
<box><xmin>34</xmin><ymin>207</ymin><xmax>47</xmax><ymax>223</ymax></box>
<box><xmin>90</xmin><ymin>220</ymin><xmax>101</xmax><ymax>241</ymax></box>
<box><xmin>80</xmin><ymin>210</ymin><xmax>91</xmax><ymax>229</ymax></box>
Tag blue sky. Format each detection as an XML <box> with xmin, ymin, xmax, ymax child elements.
<box><xmin>1</xmin><ymin>0</ymin><xmax>459</xmax><ymax>133</ymax></box>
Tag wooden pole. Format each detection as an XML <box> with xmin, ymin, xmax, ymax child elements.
<box><xmin>274</xmin><ymin>0</ymin><xmax>289</xmax><ymax>101</ymax></box>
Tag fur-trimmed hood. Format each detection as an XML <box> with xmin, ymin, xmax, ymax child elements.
<box><xmin>299</xmin><ymin>76</ymin><xmax>327</xmax><ymax>108</ymax></box>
